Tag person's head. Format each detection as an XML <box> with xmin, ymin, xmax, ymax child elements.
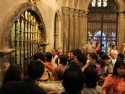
<box><xmin>99</xmin><ymin>51</ymin><xmax>104</xmax><ymax>57</ymax></box>
<box><xmin>63</xmin><ymin>66</ymin><xmax>84</xmax><ymax>94</ymax></box>
<box><xmin>89</xmin><ymin>38</ymin><xmax>93</xmax><ymax>44</ymax></box>
<box><xmin>113</xmin><ymin>60</ymin><xmax>125</xmax><ymax>78</ymax></box>
<box><xmin>117</xmin><ymin>53</ymin><xmax>124</xmax><ymax>61</ymax></box>
<box><xmin>74</xmin><ymin>53</ymin><xmax>87</xmax><ymax>66</ymax></box>
<box><xmin>109</xmin><ymin>43</ymin><xmax>113</xmax><ymax>47</ymax></box>
<box><xmin>84</xmin><ymin>64</ymin><xmax>98</xmax><ymax>88</ymax></box>
<box><xmin>58</xmin><ymin>55</ymin><xmax>68</xmax><ymax>66</ymax></box>
<box><xmin>89</xmin><ymin>53</ymin><xmax>98</xmax><ymax>63</ymax></box>
<box><xmin>51</xmin><ymin>48</ymin><xmax>58</xmax><ymax>56</ymax></box>
<box><xmin>45</xmin><ymin>52</ymin><xmax>52</xmax><ymax>62</ymax></box>
<box><xmin>101</xmin><ymin>54</ymin><xmax>111</xmax><ymax>66</ymax></box>
<box><xmin>33</xmin><ymin>52</ymin><xmax>45</xmax><ymax>62</ymax></box>
<box><xmin>73</xmin><ymin>49</ymin><xmax>82</xmax><ymax>56</ymax></box>
<box><xmin>112</xmin><ymin>45</ymin><xmax>117</xmax><ymax>50</ymax></box>
<box><xmin>70</xmin><ymin>50</ymin><xmax>75</xmax><ymax>59</ymax></box>
<box><xmin>52</xmin><ymin>66</ymin><xmax>65</xmax><ymax>81</ymax></box>
<box><xmin>26</xmin><ymin>60</ymin><xmax>44</xmax><ymax>80</ymax></box>
<box><xmin>111</xmin><ymin>52</ymin><xmax>117</xmax><ymax>58</ymax></box>
<box><xmin>3</xmin><ymin>64</ymin><xmax>23</xmax><ymax>84</ymax></box>
<box><xmin>58</xmin><ymin>47</ymin><xmax>63</xmax><ymax>54</ymax></box>
<box><xmin>96</xmin><ymin>42</ymin><xmax>100</xmax><ymax>47</ymax></box>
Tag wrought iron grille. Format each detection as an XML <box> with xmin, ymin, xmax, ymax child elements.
<box><xmin>10</xmin><ymin>10</ymin><xmax>44</xmax><ymax>66</ymax></box>
<box><xmin>88</xmin><ymin>0</ymin><xmax>118</xmax><ymax>52</ymax></box>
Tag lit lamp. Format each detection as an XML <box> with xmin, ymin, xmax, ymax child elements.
<box><xmin>30</xmin><ymin>0</ymin><xmax>40</xmax><ymax>4</ymax></box>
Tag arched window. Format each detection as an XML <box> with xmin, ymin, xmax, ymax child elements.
<box><xmin>91</xmin><ymin>0</ymin><xmax>107</xmax><ymax>7</ymax></box>
<box><xmin>10</xmin><ymin>10</ymin><xmax>44</xmax><ymax>65</ymax></box>
<box><xmin>88</xmin><ymin>0</ymin><xmax>118</xmax><ymax>52</ymax></box>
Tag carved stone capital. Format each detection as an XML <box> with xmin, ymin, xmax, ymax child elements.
<box><xmin>69</xmin><ymin>8</ymin><xmax>75</xmax><ymax>17</ymax></box>
<box><xmin>62</xmin><ymin>7</ymin><xmax>70</xmax><ymax>16</ymax></box>
<box><xmin>74</xmin><ymin>9</ymin><xmax>80</xmax><ymax>17</ymax></box>
<box><xmin>0</xmin><ymin>49</ymin><xmax>15</xmax><ymax>55</ymax></box>
<box><xmin>79</xmin><ymin>10</ymin><xmax>85</xmax><ymax>18</ymax></box>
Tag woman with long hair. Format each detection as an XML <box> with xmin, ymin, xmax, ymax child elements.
<box><xmin>102</xmin><ymin>60</ymin><xmax>125</xmax><ymax>94</ymax></box>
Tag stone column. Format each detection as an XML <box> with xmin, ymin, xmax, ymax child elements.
<box><xmin>62</xmin><ymin>7</ymin><xmax>70</xmax><ymax>53</ymax></box>
<box><xmin>69</xmin><ymin>8</ymin><xmax>75</xmax><ymax>51</ymax></box>
<box><xmin>79</xmin><ymin>10</ymin><xmax>85</xmax><ymax>50</ymax></box>
<box><xmin>117</xmin><ymin>12</ymin><xmax>125</xmax><ymax>52</ymax></box>
<box><xmin>0</xmin><ymin>49</ymin><xmax>15</xmax><ymax>82</ymax></box>
<box><xmin>74</xmin><ymin>9</ymin><xmax>80</xmax><ymax>49</ymax></box>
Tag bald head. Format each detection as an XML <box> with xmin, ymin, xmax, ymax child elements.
<box><xmin>52</xmin><ymin>66</ymin><xmax>66</xmax><ymax>81</ymax></box>
<box><xmin>111</xmin><ymin>52</ymin><xmax>117</xmax><ymax>58</ymax></box>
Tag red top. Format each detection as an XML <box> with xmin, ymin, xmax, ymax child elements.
<box><xmin>113</xmin><ymin>80</ymin><xmax>119</xmax><ymax>90</ymax></box>
<box><xmin>46</xmin><ymin>62</ymin><xmax>53</xmax><ymax>67</ymax></box>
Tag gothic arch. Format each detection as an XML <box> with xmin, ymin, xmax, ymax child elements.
<box><xmin>0</xmin><ymin>2</ymin><xmax>46</xmax><ymax>49</ymax></box>
<box><xmin>85</xmin><ymin>0</ymin><xmax>124</xmax><ymax>11</ymax></box>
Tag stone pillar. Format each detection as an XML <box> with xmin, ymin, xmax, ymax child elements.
<box><xmin>0</xmin><ymin>49</ymin><xmax>15</xmax><ymax>82</ymax></box>
<box><xmin>79</xmin><ymin>10</ymin><xmax>85</xmax><ymax>50</ymax></box>
<box><xmin>69</xmin><ymin>8</ymin><xmax>75</xmax><ymax>51</ymax></box>
<box><xmin>62</xmin><ymin>7</ymin><xmax>70</xmax><ymax>53</ymax></box>
<box><xmin>74</xmin><ymin>9</ymin><xmax>80</xmax><ymax>49</ymax></box>
<box><xmin>117</xmin><ymin>12</ymin><xmax>124</xmax><ymax>52</ymax></box>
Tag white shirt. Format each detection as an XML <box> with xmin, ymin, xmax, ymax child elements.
<box><xmin>39</xmin><ymin>81</ymin><xmax>64</xmax><ymax>93</ymax></box>
<box><xmin>51</xmin><ymin>55</ymin><xmax>58</xmax><ymax>66</ymax></box>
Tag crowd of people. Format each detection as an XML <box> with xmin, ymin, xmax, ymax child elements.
<box><xmin>0</xmin><ymin>40</ymin><xmax>125</xmax><ymax>94</ymax></box>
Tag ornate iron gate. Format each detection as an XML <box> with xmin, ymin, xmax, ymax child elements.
<box><xmin>88</xmin><ymin>0</ymin><xmax>118</xmax><ymax>52</ymax></box>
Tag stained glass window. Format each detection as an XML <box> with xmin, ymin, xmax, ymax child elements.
<box><xmin>91</xmin><ymin>0</ymin><xmax>107</xmax><ymax>7</ymax></box>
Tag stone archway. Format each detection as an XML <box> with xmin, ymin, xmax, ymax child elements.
<box><xmin>0</xmin><ymin>2</ymin><xmax>46</xmax><ymax>82</ymax></box>
<box><xmin>0</xmin><ymin>2</ymin><xmax>46</xmax><ymax>50</ymax></box>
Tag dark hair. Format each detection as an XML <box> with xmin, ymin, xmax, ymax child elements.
<box><xmin>113</xmin><ymin>60</ymin><xmax>125</xmax><ymax>78</ymax></box>
<box><xmin>96</xmin><ymin>42</ymin><xmax>100</xmax><ymax>47</ymax></box>
<box><xmin>72</xmin><ymin>49</ymin><xmax>82</xmax><ymax>56</ymax></box>
<box><xmin>101</xmin><ymin>54</ymin><xmax>110</xmax><ymax>60</ymax></box>
<box><xmin>99</xmin><ymin>51</ymin><xmax>105</xmax><ymax>57</ymax></box>
<box><xmin>3</xmin><ymin>64</ymin><xmax>22</xmax><ymax>84</ymax></box>
<box><xmin>117</xmin><ymin>53</ymin><xmax>124</xmax><ymax>60</ymax></box>
<box><xmin>84</xmin><ymin>64</ymin><xmax>98</xmax><ymax>88</ymax></box>
<box><xmin>45</xmin><ymin>52</ymin><xmax>52</xmax><ymax>62</ymax></box>
<box><xmin>76</xmin><ymin>53</ymin><xmax>87</xmax><ymax>65</ymax></box>
<box><xmin>63</xmin><ymin>66</ymin><xmax>84</xmax><ymax>94</ymax></box>
<box><xmin>109</xmin><ymin>43</ymin><xmax>113</xmax><ymax>47</ymax></box>
<box><xmin>59</xmin><ymin>55</ymin><xmax>68</xmax><ymax>66</ymax></box>
<box><xmin>89</xmin><ymin>53</ymin><xmax>98</xmax><ymax>61</ymax></box>
<box><xmin>112</xmin><ymin>45</ymin><xmax>116</xmax><ymax>49</ymax></box>
<box><xmin>33</xmin><ymin>52</ymin><xmax>45</xmax><ymax>62</ymax></box>
<box><xmin>100</xmin><ymin>54</ymin><xmax>110</xmax><ymax>68</ymax></box>
<box><xmin>27</xmin><ymin>60</ymin><xmax>44</xmax><ymax>79</ymax></box>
